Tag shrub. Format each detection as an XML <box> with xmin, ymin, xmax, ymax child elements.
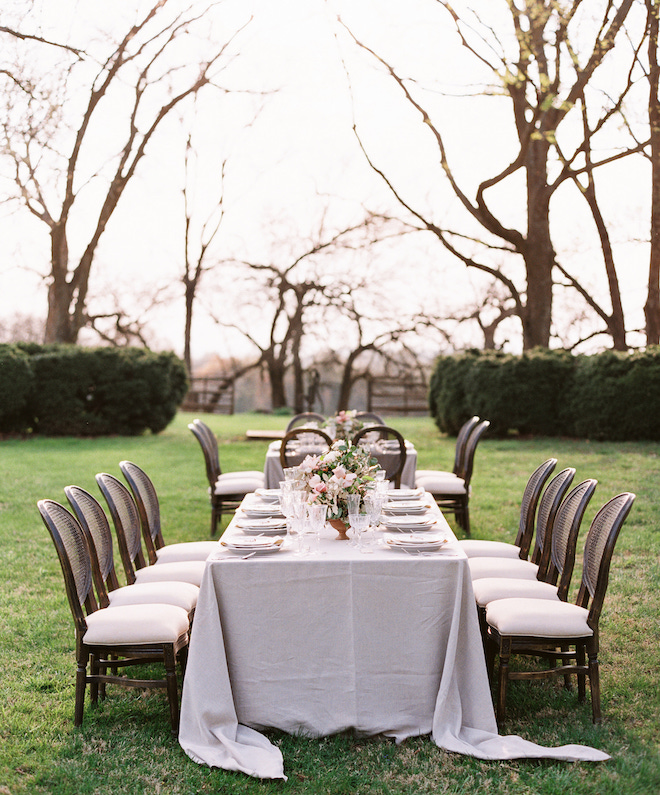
<box><xmin>1</xmin><ymin>344</ymin><xmax>188</xmax><ymax>436</ymax></box>
<box><xmin>429</xmin><ymin>347</ymin><xmax>660</xmax><ymax>441</ymax></box>
<box><xmin>0</xmin><ymin>344</ymin><xmax>34</xmax><ymax>433</ymax></box>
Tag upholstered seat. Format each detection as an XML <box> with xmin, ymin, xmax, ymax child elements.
<box><xmin>82</xmin><ymin>602</ymin><xmax>190</xmax><ymax>646</ymax></box>
<box><xmin>468</xmin><ymin>555</ymin><xmax>539</xmax><ymax>581</ymax></box>
<box><xmin>487</xmin><ymin>598</ymin><xmax>592</xmax><ymax>638</ymax></box>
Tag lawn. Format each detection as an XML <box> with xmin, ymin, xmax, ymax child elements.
<box><xmin>1</xmin><ymin>412</ymin><xmax>659</xmax><ymax>794</ymax></box>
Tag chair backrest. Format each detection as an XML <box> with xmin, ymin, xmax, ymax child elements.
<box><xmin>285</xmin><ymin>412</ymin><xmax>326</xmax><ymax>432</ymax></box>
<box><xmin>96</xmin><ymin>472</ymin><xmax>146</xmax><ymax>585</ymax></box>
<box><xmin>545</xmin><ymin>478</ymin><xmax>598</xmax><ymax>598</ymax></box>
<box><xmin>456</xmin><ymin>419</ymin><xmax>490</xmax><ymax>488</ymax></box>
<box><xmin>452</xmin><ymin>416</ymin><xmax>480</xmax><ymax>474</ymax></box>
<box><xmin>279</xmin><ymin>427</ymin><xmax>333</xmax><ymax>470</ymax></box>
<box><xmin>512</xmin><ymin>457</ymin><xmax>557</xmax><ymax>558</ymax></box>
<box><xmin>119</xmin><ymin>460</ymin><xmax>163</xmax><ymax>565</ymax></box>
<box><xmin>65</xmin><ymin>484</ymin><xmax>123</xmax><ymax>606</ymax></box>
<box><xmin>352</xmin><ymin>424</ymin><xmax>407</xmax><ymax>488</ymax></box>
<box><xmin>188</xmin><ymin>419</ymin><xmax>221</xmax><ymax>485</ymax></box>
<box><xmin>354</xmin><ymin>411</ymin><xmax>385</xmax><ymax>425</ymax></box>
<box><xmin>577</xmin><ymin>492</ymin><xmax>635</xmax><ymax>628</ymax></box>
<box><xmin>530</xmin><ymin>467</ymin><xmax>576</xmax><ymax>568</ymax></box>
<box><xmin>37</xmin><ymin>499</ymin><xmax>96</xmax><ymax>634</ymax></box>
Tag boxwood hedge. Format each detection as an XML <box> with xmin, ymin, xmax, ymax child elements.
<box><xmin>429</xmin><ymin>347</ymin><xmax>660</xmax><ymax>441</ymax></box>
<box><xmin>0</xmin><ymin>343</ymin><xmax>188</xmax><ymax>436</ymax></box>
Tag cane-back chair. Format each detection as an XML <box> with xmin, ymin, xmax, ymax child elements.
<box><xmin>352</xmin><ymin>424</ymin><xmax>407</xmax><ymax>488</ymax></box>
<box><xmin>485</xmin><ymin>491</ymin><xmax>635</xmax><ymax>724</ymax></box>
<box><xmin>285</xmin><ymin>412</ymin><xmax>326</xmax><ymax>432</ymax></box>
<box><xmin>188</xmin><ymin>418</ymin><xmax>265</xmax><ymax>536</ymax></box>
<box><xmin>279</xmin><ymin>427</ymin><xmax>334</xmax><ymax>470</ymax></box>
<box><xmin>119</xmin><ymin>460</ymin><xmax>216</xmax><ymax>564</ymax></box>
<box><xmin>415</xmin><ymin>415</ymin><xmax>480</xmax><ymax>485</ymax></box>
<box><xmin>38</xmin><ymin>498</ymin><xmax>190</xmax><ymax>734</ymax></box>
<box><xmin>96</xmin><ymin>472</ymin><xmax>205</xmax><ymax>587</ymax></box>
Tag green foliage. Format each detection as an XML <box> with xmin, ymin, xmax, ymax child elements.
<box><xmin>0</xmin><ymin>344</ymin><xmax>188</xmax><ymax>436</ymax></box>
<box><xmin>430</xmin><ymin>348</ymin><xmax>660</xmax><ymax>440</ymax></box>
<box><xmin>0</xmin><ymin>344</ymin><xmax>34</xmax><ymax>432</ymax></box>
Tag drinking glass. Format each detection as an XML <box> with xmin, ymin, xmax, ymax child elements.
<box><xmin>303</xmin><ymin>502</ymin><xmax>327</xmax><ymax>555</ymax></box>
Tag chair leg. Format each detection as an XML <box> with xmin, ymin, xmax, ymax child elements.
<box><xmin>576</xmin><ymin>643</ymin><xmax>586</xmax><ymax>701</ymax></box>
<box><xmin>164</xmin><ymin>646</ymin><xmax>180</xmax><ymax>735</ymax></box>
<box><xmin>211</xmin><ymin>498</ymin><xmax>220</xmax><ymax>537</ymax></box>
<box><xmin>588</xmin><ymin>649</ymin><xmax>601</xmax><ymax>724</ymax></box>
<box><xmin>75</xmin><ymin>649</ymin><xmax>89</xmax><ymax>727</ymax></box>
<box><xmin>496</xmin><ymin>637</ymin><xmax>511</xmax><ymax>724</ymax></box>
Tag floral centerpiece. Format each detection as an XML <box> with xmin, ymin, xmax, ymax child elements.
<box><xmin>298</xmin><ymin>440</ymin><xmax>377</xmax><ymax>531</ymax></box>
<box><xmin>324</xmin><ymin>409</ymin><xmax>363</xmax><ymax>441</ymax></box>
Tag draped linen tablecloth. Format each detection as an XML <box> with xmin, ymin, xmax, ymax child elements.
<box><xmin>178</xmin><ymin>501</ymin><xmax>610</xmax><ymax>780</ymax></box>
<box><xmin>263</xmin><ymin>439</ymin><xmax>418</xmax><ymax>489</ymax></box>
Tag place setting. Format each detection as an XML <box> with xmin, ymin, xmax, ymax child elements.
<box><xmin>212</xmin><ymin>535</ymin><xmax>285</xmax><ymax>560</ymax></box>
<box><xmin>382</xmin><ymin>532</ymin><xmax>454</xmax><ymax>555</ymax></box>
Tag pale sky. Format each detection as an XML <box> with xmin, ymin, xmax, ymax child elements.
<box><xmin>0</xmin><ymin>0</ymin><xmax>652</xmax><ymax>358</ymax></box>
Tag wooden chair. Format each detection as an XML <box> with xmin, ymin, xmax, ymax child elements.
<box><xmin>352</xmin><ymin>424</ymin><xmax>407</xmax><ymax>488</ymax></box>
<box><xmin>188</xmin><ymin>418</ymin><xmax>265</xmax><ymax>536</ymax></box>
<box><xmin>417</xmin><ymin>419</ymin><xmax>490</xmax><ymax>535</ymax></box>
<box><xmin>119</xmin><ymin>460</ymin><xmax>216</xmax><ymax>564</ymax></box>
<box><xmin>472</xmin><ymin>478</ymin><xmax>596</xmax><ymax>643</ymax></box>
<box><xmin>64</xmin><ymin>484</ymin><xmax>198</xmax><ymax>617</ymax></box>
<box><xmin>279</xmin><ymin>427</ymin><xmax>333</xmax><ymax>470</ymax></box>
<box><xmin>461</xmin><ymin>457</ymin><xmax>556</xmax><ymax>559</ymax></box>
<box><xmin>354</xmin><ymin>411</ymin><xmax>385</xmax><ymax>425</ymax></box>
<box><xmin>415</xmin><ymin>415</ymin><xmax>480</xmax><ymax>485</ymax></box>
<box><xmin>38</xmin><ymin>498</ymin><xmax>189</xmax><ymax>734</ymax></box>
<box><xmin>96</xmin><ymin>472</ymin><xmax>206</xmax><ymax>587</ymax></box>
<box><xmin>467</xmin><ymin>465</ymin><xmax>576</xmax><ymax>582</ymax></box>
<box><xmin>485</xmin><ymin>491</ymin><xmax>635</xmax><ymax>724</ymax></box>
<box><xmin>285</xmin><ymin>412</ymin><xmax>326</xmax><ymax>432</ymax></box>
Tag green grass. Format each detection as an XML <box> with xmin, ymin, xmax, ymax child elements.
<box><xmin>1</xmin><ymin>413</ymin><xmax>659</xmax><ymax>794</ymax></box>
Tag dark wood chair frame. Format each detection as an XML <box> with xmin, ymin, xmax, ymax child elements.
<box><xmin>352</xmin><ymin>424</ymin><xmax>407</xmax><ymax>489</ymax></box>
<box><xmin>279</xmin><ymin>427</ymin><xmax>334</xmax><ymax>470</ymax></box>
<box><xmin>37</xmin><ymin>499</ymin><xmax>188</xmax><ymax>734</ymax></box>
<box><xmin>285</xmin><ymin>412</ymin><xmax>327</xmax><ymax>432</ymax></box>
<box><xmin>426</xmin><ymin>419</ymin><xmax>491</xmax><ymax>535</ymax></box>
<box><xmin>119</xmin><ymin>460</ymin><xmax>170</xmax><ymax>566</ymax></box>
<box><xmin>486</xmin><ymin>491</ymin><xmax>635</xmax><ymax>724</ymax></box>
<box><xmin>188</xmin><ymin>418</ymin><xmax>256</xmax><ymax>536</ymax></box>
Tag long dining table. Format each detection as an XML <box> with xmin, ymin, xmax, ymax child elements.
<box><xmin>178</xmin><ymin>492</ymin><xmax>609</xmax><ymax>779</ymax></box>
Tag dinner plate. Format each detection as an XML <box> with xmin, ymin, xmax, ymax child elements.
<box><xmin>241</xmin><ymin>505</ymin><xmax>284</xmax><ymax>518</ymax></box>
<box><xmin>235</xmin><ymin>518</ymin><xmax>288</xmax><ymax>535</ymax></box>
<box><xmin>382</xmin><ymin>515</ymin><xmax>437</xmax><ymax>530</ymax></box>
<box><xmin>385</xmin><ymin>533</ymin><xmax>447</xmax><ymax>553</ymax></box>
<box><xmin>385</xmin><ymin>488</ymin><xmax>425</xmax><ymax>501</ymax></box>
<box><xmin>220</xmin><ymin>537</ymin><xmax>284</xmax><ymax>555</ymax></box>
<box><xmin>382</xmin><ymin>501</ymin><xmax>428</xmax><ymax>515</ymax></box>
<box><xmin>254</xmin><ymin>488</ymin><xmax>281</xmax><ymax>503</ymax></box>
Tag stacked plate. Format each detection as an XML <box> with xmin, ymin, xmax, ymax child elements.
<box><xmin>254</xmin><ymin>488</ymin><xmax>281</xmax><ymax>503</ymax></box>
<box><xmin>382</xmin><ymin>514</ymin><xmax>437</xmax><ymax>531</ymax></box>
<box><xmin>241</xmin><ymin>503</ymin><xmax>284</xmax><ymax>519</ymax></box>
<box><xmin>384</xmin><ymin>533</ymin><xmax>447</xmax><ymax>553</ymax></box>
<box><xmin>220</xmin><ymin>536</ymin><xmax>284</xmax><ymax>556</ymax></box>
<box><xmin>235</xmin><ymin>517</ymin><xmax>288</xmax><ymax>536</ymax></box>
<box><xmin>385</xmin><ymin>487</ymin><xmax>425</xmax><ymax>501</ymax></box>
<box><xmin>382</xmin><ymin>500</ymin><xmax>428</xmax><ymax>515</ymax></box>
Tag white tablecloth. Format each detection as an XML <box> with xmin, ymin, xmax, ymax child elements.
<box><xmin>264</xmin><ymin>440</ymin><xmax>418</xmax><ymax>489</ymax></box>
<box><xmin>178</xmin><ymin>501</ymin><xmax>610</xmax><ymax>779</ymax></box>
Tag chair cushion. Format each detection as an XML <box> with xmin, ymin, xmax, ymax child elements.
<box><xmin>219</xmin><ymin>470</ymin><xmax>266</xmax><ymax>481</ymax></box>
<box><xmin>134</xmin><ymin>559</ymin><xmax>206</xmax><ymax>587</ymax></box>
<box><xmin>107</xmin><ymin>581</ymin><xmax>198</xmax><ymax>612</ymax></box>
<box><xmin>84</xmin><ymin>604</ymin><xmax>190</xmax><ymax>645</ymax></box>
<box><xmin>414</xmin><ymin>475</ymin><xmax>466</xmax><ymax>495</ymax></box>
<box><xmin>486</xmin><ymin>598</ymin><xmax>592</xmax><ymax>639</ymax></box>
<box><xmin>155</xmin><ymin>541</ymin><xmax>217</xmax><ymax>563</ymax></box>
<box><xmin>214</xmin><ymin>474</ymin><xmax>265</xmax><ymax>495</ymax></box>
<box><xmin>459</xmin><ymin>539</ymin><xmax>521</xmax><ymax>559</ymax></box>
<box><xmin>468</xmin><ymin>557</ymin><xmax>538</xmax><ymax>581</ymax></box>
<box><xmin>472</xmin><ymin>577</ymin><xmax>559</xmax><ymax>607</ymax></box>
<box><xmin>415</xmin><ymin>469</ymin><xmax>458</xmax><ymax>480</ymax></box>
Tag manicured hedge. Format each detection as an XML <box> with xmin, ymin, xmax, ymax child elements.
<box><xmin>429</xmin><ymin>347</ymin><xmax>660</xmax><ymax>441</ymax></box>
<box><xmin>0</xmin><ymin>345</ymin><xmax>34</xmax><ymax>433</ymax></box>
<box><xmin>0</xmin><ymin>343</ymin><xmax>188</xmax><ymax>436</ymax></box>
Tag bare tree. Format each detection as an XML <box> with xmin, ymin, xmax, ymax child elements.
<box><xmin>340</xmin><ymin>1</ymin><xmax>646</xmax><ymax>350</ymax></box>
<box><xmin>644</xmin><ymin>0</ymin><xmax>660</xmax><ymax>343</ymax></box>
<box><xmin>1</xmin><ymin>1</ymin><xmax>248</xmax><ymax>343</ymax></box>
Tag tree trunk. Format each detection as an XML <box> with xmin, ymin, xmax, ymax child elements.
<box><xmin>45</xmin><ymin>226</ymin><xmax>77</xmax><ymax>343</ymax></box>
<box><xmin>645</xmin><ymin>0</ymin><xmax>660</xmax><ymax>345</ymax></box>
<box><xmin>521</xmin><ymin>140</ymin><xmax>554</xmax><ymax>350</ymax></box>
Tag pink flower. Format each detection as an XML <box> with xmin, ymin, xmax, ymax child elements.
<box><xmin>299</xmin><ymin>454</ymin><xmax>321</xmax><ymax>473</ymax></box>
